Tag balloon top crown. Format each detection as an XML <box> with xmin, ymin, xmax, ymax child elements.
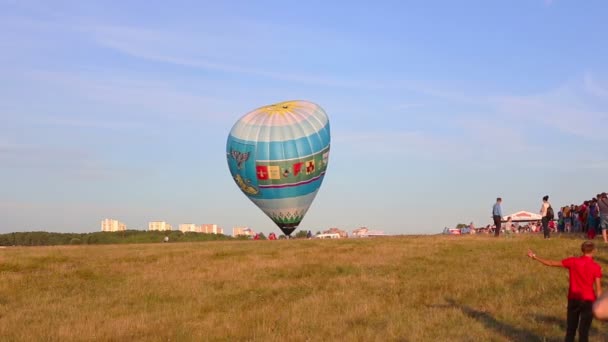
<box><xmin>236</xmin><ymin>100</ymin><xmax>327</xmax><ymax>127</ymax></box>
<box><xmin>257</xmin><ymin>100</ymin><xmax>306</xmax><ymax>116</ymax></box>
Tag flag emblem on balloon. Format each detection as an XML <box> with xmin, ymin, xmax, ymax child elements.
<box><xmin>267</xmin><ymin>166</ymin><xmax>281</xmax><ymax>180</ymax></box>
<box><xmin>226</xmin><ymin>100</ymin><xmax>331</xmax><ymax>236</ymax></box>
<box><xmin>305</xmin><ymin>160</ymin><xmax>315</xmax><ymax>175</ymax></box>
<box><xmin>293</xmin><ymin>162</ymin><xmax>303</xmax><ymax>176</ymax></box>
<box><xmin>256</xmin><ymin>166</ymin><xmax>269</xmax><ymax>180</ymax></box>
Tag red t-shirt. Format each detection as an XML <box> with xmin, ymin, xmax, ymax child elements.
<box><xmin>561</xmin><ymin>256</ymin><xmax>602</xmax><ymax>301</ymax></box>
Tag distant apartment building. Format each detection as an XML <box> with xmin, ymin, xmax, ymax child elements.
<box><xmin>201</xmin><ymin>224</ymin><xmax>223</xmax><ymax>235</ymax></box>
<box><xmin>352</xmin><ymin>227</ymin><xmax>386</xmax><ymax>238</ymax></box>
<box><xmin>233</xmin><ymin>226</ymin><xmax>254</xmax><ymax>237</ymax></box>
<box><xmin>101</xmin><ymin>218</ymin><xmax>127</xmax><ymax>232</ymax></box>
<box><xmin>352</xmin><ymin>227</ymin><xmax>369</xmax><ymax>237</ymax></box>
<box><xmin>323</xmin><ymin>227</ymin><xmax>349</xmax><ymax>238</ymax></box>
<box><xmin>149</xmin><ymin>221</ymin><xmax>173</xmax><ymax>232</ymax></box>
<box><xmin>177</xmin><ymin>224</ymin><xmax>224</xmax><ymax>234</ymax></box>
<box><xmin>179</xmin><ymin>223</ymin><xmax>199</xmax><ymax>233</ymax></box>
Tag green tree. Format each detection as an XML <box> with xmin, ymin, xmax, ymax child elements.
<box><xmin>294</xmin><ymin>230</ymin><xmax>309</xmax><ymax>239</ymax></box>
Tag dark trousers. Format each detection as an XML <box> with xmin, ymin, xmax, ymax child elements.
<box><xmin>542</xmin><ymin>217</ymin><xmax>550</xmax><ymax>238</ymax></box>
<box><xmin>493</xmin><ymin>215</ymin><xmax>502</xmax><ymax>237</ymax></box>
<box><xmin>566</xmin><ymin>299</ymin><xmax>593</xmax><ymax>342</ymax></box>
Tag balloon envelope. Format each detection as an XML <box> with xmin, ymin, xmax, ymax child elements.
<box><xmin>226</xmin><ymin>100</ymin><xmax>330</xmax><ymax>236</ymax></box>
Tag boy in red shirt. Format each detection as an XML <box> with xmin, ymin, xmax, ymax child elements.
<box><xmin>528</xmin><ymin>241</ymin><xmax>602</xmax><ymax>342</ymax></box>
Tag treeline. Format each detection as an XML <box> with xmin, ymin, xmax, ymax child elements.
<box><xmin>0</xmin><ymin>230</ymin><xmax>238</xmax><ymax>246</ymax></box>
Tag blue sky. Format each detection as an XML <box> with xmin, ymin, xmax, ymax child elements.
<box><xmin>1</xmin><ymin>0</ymin><xmax>607</xmax><ymax>235</ymax></box>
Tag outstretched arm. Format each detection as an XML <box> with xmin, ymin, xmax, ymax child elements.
<box><xmin>527</xmin><ymin>250</ymin><xmax>563</xmax><ymax>267</ymax></box>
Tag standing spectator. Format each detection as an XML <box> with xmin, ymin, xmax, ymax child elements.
<box><xmin>529</xmin><ymin>222</ymin><xmax>537</xmax><ymax>233</ymax></box>
<box><xmin>549</xmin><ymin>220</ymin><xmax>557</xmax><ymax>233</ymax></box>
<box><xmin>564</xmin><ymin>205</ymin><xmax>572</xmax><ymax>232</ymax></box>
<box><xmin>540</xmin><ymin>195</ymin><xmax>552</xmax><ymax>239</ymax></box>
<box><xmin>596</xmin><ymin>195</ymin><xmax>603</xmax><ymax>232</ymax></box>
<box><xmin>588</xmin><ymin>199</ymin><xmax>599</xmax><ymax>240</ymax></box>
<box><xmin>599</xmin><ymin>193</ymin><xmax>608</xmax><ymax>244</ymax></box>
<box><xmin>558</xmin><ymin>209</ymin><xmax>565</xmax><ymax>233</ymax></box>
<box><xmin>527</xmin><ymin>241</ymin><xmax>602</xmax><ymax>342</ymax></box>
<box><xmin>493</xmin><ymin>197</ymin><xmax>503</xmax><ymax>237</ymax></box>
<box><xmin>573</xmin><ymin>206</ymin><xmax>582</xmax><ymax>233</ymax></box>
<box><xmin>505</xmin><ymin>217</ymin><xmax>513</xmax><ymax>233</ymax></box>
<box><xmin>581</xmin><ymin>202</ymin><xmax>589</xmax><ymax>233</ymax></box>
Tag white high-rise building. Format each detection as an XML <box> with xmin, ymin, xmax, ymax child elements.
<box><xmin>101</xmin><ymin>219</ymin><xmax>127</xmax><ymax>232</ymax></box>
<box><xmin>233</xmin><ymin>226</ymin><xmax>254</xmax><ymax>237</ymax></box>
<box><xmin>179</xmin><ymin>223</ymin><xmax>198</xmax><ymax>233</ymax></box>
<box><xmin>201</xmin><ymin>224</ymin><xmax>223</xmax><ymax>234</ymax></box>
<box><xmin>149</xmin><ymin>221</ymin><xmax>173</xmax><ymax>232</ymax></box>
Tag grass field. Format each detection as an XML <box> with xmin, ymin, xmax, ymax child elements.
<box><xmin>2</xmin><ymin>235</ymin><xmax>608</xmax><ymax>341</ymax></box>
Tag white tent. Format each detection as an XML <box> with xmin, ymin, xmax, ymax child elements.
<box><xmin>503</xmin><ymin>211</ymin><xmax>542</xmax><ymax>222</ymax></box>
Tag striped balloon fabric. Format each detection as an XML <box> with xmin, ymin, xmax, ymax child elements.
<box><xmin>226</xmin><ymin>100</ymin><xmax>331</xmax><ymax>236</ymax></box>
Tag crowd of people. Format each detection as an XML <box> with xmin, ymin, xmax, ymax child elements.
<box><xmin>556</xmin><ymin>193</ymin><xmax>608</xmax><ymax>242</ymax></box>
<box><xmin>494</xmin><ymin>194</ymin><xmax>608</xmax><ymax>240</ymax></box>
<box><xmin>467</xmin><ymin>220</ymin><xmax>555</xmax><ymax>235</ymax></box>
<box><xmin>456</xmin><ymin>193</ymin><xmax>608</xmax><ymax>240</ymax></box>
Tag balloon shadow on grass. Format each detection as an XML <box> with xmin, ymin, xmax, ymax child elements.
<box><xmin>432</xmin><ymin>299</ymin><xmax>554</xmax><ymax>342</ymax></box>
<box><xmin>533</xmin><ymin>314</ymin><xmax>608</xmax><ymax>340</ymax></box>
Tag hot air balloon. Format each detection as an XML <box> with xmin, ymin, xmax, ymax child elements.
<box><xmin>226</xmin><ymin>100</ymin><xmax>330</xmax><ymax>236</ymax></box>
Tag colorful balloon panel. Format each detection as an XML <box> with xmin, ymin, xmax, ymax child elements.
<box><xmin>226</xmin><ymin>100</ymin><xmax>331</xmax><ymax>236</ymax></box>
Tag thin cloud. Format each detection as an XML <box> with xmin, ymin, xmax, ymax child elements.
<box><xmin>584</xmin><ymin>73</ymin><xmax>608</xmax><ymax>99</ymax></box>
<box><xmin>334</xmin><ymin>130</ymin><xmax>475</xmax><ymax>161</ymax></box>
<box><xmin>335</xmin><ymin>122</ymin><xmax>548</xmax><ymax>167</ymax></box>
<box><xmin>31</xmin><ymin>117</ymin><xmax>145</xmax><ymax>130</ymax></box>
<box><xmin>0</xmin><ymin>143</ymin><xmax>114</xmax><ymax>180</ymax></box>
<box><xmin>88</xmin><ymin>25</ymin><xmax>360</xmax><ymax>88</ymax></box>
<box><xmin>392</xmin><ymin>103</ymin><xmax>425</xmax><ymax>110</ymax></box>
<box><xmin>579</xmin><ymin>160</ymin><xmax>608</xmax><ymax>170</ymax></box>
<box><xmin>491</xmin><ymin>88</ymin><xmax>608</xmax><ymax>140</ymax></box>
<box><xmin>23</xmin><ymin>69</ymin><xmax>226</xmax><ymax>122</ymax></box>
<box><xmin>454</xmin><ymin>117</ymin><xmax>546</xmax><ymax>155</ymax></box>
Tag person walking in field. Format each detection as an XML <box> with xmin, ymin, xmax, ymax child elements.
<box><xmin>540</xmin><ymin>195</ymin><xmax>553</xmax><ymax>239</ymax></box>
<box><xmin>527</xmin><ymin>241</ymin><xmax>602</xmax><ymax>342</ymax></box>
<box><xmin>492</xmin><ymin>197</ymin><xmax>503</xmax><ymax>237</ymax></box>
<box><xmin>599</xmin><ymin>193</ymin><xmax>608</xmax><ymax>244</ymax></box>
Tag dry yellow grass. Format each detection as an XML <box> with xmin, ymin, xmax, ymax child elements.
<box><xmin>1</xmin><ymin>235</ymin><xmax>608</xmax><ymax>341</ymax></box>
